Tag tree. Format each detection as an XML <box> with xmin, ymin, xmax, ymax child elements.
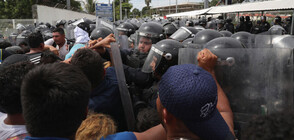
<box><xmin>113</xmin><ymin>0</ymin><xmax>133</xmax><ymax>20</ymax></box>
<box><xmin>145</xmin><ymin>0</ymin><xmax>151</xmax><ymax>8</ymax></box>
<box><xmin>0</xmin><ymin>0</ymin><xmax>82</xmax><ymax>19</ymax></box>
<box><xmin>84</xmin><ymin>0</ymin><xmax>95</xmax><ymax>14</ymax></box>
<box><xmin>0</xmin><ymin>0</ymin><xmax>34</xmax><ymax>19</ymax></box>
<box><xmin>131</xmin><ymin>8</ymin><xmax>140</xmax><ymax>18</ymax></box>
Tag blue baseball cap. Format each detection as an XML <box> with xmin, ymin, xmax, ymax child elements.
<box><xmin>159</xmin><ymin>64</ymin><xmax>233</xmax><ymax>140</ymax></box>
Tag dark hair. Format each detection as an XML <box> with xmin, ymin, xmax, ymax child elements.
<box><xmin>71</xmin><ymin>48</ymin><xmax>104</xmax><ymax>89</ymax></box>
<box><xmin>28</xmin><ymin>32</ymin><xmax>44</xmax><ymax>48</ymax></box>
<box><xmin>0</xmin><ymin>41</ymin><xmax>12</xmax><ymax>49</ymax></box>
<box><xmin>242</xmin><ymin>111</ymin><xmax>294</xmax><ymax>140</ymax></box>
<box><xmin>53</xmin><ymin>28</ymin><xmax>65</xmax><ymax>35</ymax></box>
<box><xmin>40</xmin><ymin>50</ymin><xmax>61</xmax><ymax>64</ymax></box>
<box><xmin>18</xmin><ymin>41</ymin><xmax>28</xmax><ymax>47</ymax></box>
<box><xmin>18</xmin><ymin>41</ymin><xmax>30</xmax><ymax>53</ymax></box>
<box><xmin>136</xmin><ymin>107</ymin><xmax>161</xmax><ymax>132</ymax></box>
<box><xmin>0</xmin><ymin>62</ymin><xmax>34</xmax><ymax>114</ymax></box>
<box><xmin>21</xmin><ymin>63</ymin><xmax>91</xmax><ymax>138</ymax></box>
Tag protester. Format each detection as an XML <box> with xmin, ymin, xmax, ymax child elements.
<box><xmin>21</xmin><ymin>63</ymin><xmax>91</xmax><ymax>140</ymax></box>
<box><xmin>76</xmin><ymin>113</ymin><xmax>117</xmax><ymax>140</ymax></box>
<box><xmin>44</xmin><ymin>28</ymin><xmax>69</xmax><ymax>60</ymax></box>
<box><xmin>0</xmin><ymin>62</ymin><xmax>34</xmax><ymax>140</ymax></box>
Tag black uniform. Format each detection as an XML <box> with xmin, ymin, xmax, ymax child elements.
<box><xmin>236</xmin><ymin>17</ymin><xmax>247</xmax><ymax>32</ymax></box>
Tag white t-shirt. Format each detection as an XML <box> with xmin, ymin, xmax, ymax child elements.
<box><xmin>0</xmin><ymin>113</ymin><xmax>27</xmax><ymax>140</ymax></box>
<box><xmin>44</xmin><ymin>38</ymin><xmax>69</xmax><ymax>60</ymax></box>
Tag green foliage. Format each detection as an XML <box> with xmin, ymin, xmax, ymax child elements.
<box><xmin>0</xmin><ymin>0</ymin><xmax>34</xmax><ymax>19</ymax></box>
<box><xmin>145</xmin><ymin>0</ymin><xmax>151</xmax><ymax>8</ymax></box>
<box><xmin>131</xmin><ymin>8</ymin><xmax>140</xmax><ymax>18</ymax></box>
<box><xmin>85</xmin><ymin>0</ymin><xmax>95</xmax><ymax>14</ymax></box>
<box><xmin>0</xmin><ymin>0</ymin><xmax>81</xmax><ymax>19</ymax></box>
<box><xmin>113</xmin><ymin>0</ymin><xmax>133</xmax><ymax>20</ymax></box>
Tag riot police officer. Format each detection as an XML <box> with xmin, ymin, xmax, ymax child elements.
<box><xmin>260</xmin><ymin>16</ymin><xmax>271</xmax><ymax>33</ymax></box>
<box><xmin>251</xmin><ymin>20</ymin><xmax>262</xmax><ymax>34</ymax></box>
<box><xmin>192</xmin><ymin>29</ymin><xmax>223</xmax><ymax>47</ymax></box>
<box><xmin>245</xmin><ymin>16</ymin><xmax>253</xmax><ymax>33</ymax></box>
<box><xmin>225</xmin><ymin>18</ymin><xmax>235</xmax><ymax>33</ymax></box>
<box><xmin>236</xmin><ymin>16</ymin><xmax>247</xmax><ymax>32</ymax></box>
<box><xmin>90</xmin><ymin>26</ymin><xmax>114</xmax><ymax>40</ymax></box>
<box><xmin>162</xmin><ymin>22</ymin><xmax>178</xmax><ymax>38</ymax></box>
<box><xmin>56</xmin><ymin>19</ymin><xmax>67</xmax><ymax>29</ymax></box>
<box><xmin>141</xmin><ymin>39</ymin><xmax>184</xmax><ymax>107</ymax></box>
<box><xmin>284</xmin><ymin>16</ymin><xmax>292</xmax><ymax>34</ymax></box>
<box><xmin>123</xmin><ymin>22</ymin><xmax>165</xmax><ymax>68</ymax></box>
<box><xmin>217</xmin><ymin>19</ymin><xmax>225</xmax><ymax>31</ymax></box>
<box><xmin>268</xmin><ymin>16</ymin><xmax>286</xmax><ymax>35</ymax></box>
<box><xmin>116</xmin><ymin>22</ymin><xmax>136</xmax><ymax>37</ymax></box>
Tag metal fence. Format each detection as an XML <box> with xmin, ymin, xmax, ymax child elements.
<box><xmin>0</xmin><ymin>19</ymin><xmax>37</xmax><ymax>38</ymax></box>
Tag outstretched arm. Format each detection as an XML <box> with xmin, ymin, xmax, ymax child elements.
<box><xmin>197</xmin><ymin>48</ymin><xmax>234</xmax><ymax>134</ymax></box>
<box><xmin>134</xmin><ymin>124</ymin><xmax>166</xmax><ymax>140</ymax></box>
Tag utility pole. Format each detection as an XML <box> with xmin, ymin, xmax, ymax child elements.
<box><xmin>120</xmin><ymin>0</ymin><xmax>122</xmax><ymax>20</ymax></box>
<box><xmin>67</xmin><ymin>0</ymin><xmax>71</xmax><ymax>10</ymax></box>
<box><xmin>125</xmin><ymin>9</ymin><xmax>127</xmax><ymax>19</ymax></box>
<box><xmin>113</xmin><ymin>0</ymin><xmax>116</xmax><ymax>22</ymax></box>
<box><xmin>176</xmin><ymin>0</ymin><xmax>178</xmax><ymax>13</ymax></box>
<box><xmin>204</xmin><ymin>0</ymin><xmax>208</xmax><ymax>8</ymax></box>
<box><xmin>169</xmin><ymin>0</ymin><xmax>170</xmax><ymax>14</ymax></box>
<box><xmin>291</xmin><ymin>10</ymin><xmax>294</xmax><ymax>35</ymax></box>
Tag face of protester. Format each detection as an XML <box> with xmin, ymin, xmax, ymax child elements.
<box><xmin>138</xmin><ymin>37</ymin><xmax>152</xmax><ymax>53</ymax></box>
<box><xmin>52</xmin><ymin>32</ymin><xmax>65</xmax><ymax>46</ymax></box>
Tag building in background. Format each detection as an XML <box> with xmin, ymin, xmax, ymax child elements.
<box><xmin>151</xmin><ymin>2</ymin><xmax>203</xmax><ymax>16</ymax></box>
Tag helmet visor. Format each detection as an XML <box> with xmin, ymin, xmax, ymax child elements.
<box><xmin>141</xmin><ymin>45</ymin><xmax>163</xmax><ymax>73</ymax></box>
<box><xmin>170</xmin><ymin>27</ymin><xmax>192</xmax><ymax>42</ymax></box>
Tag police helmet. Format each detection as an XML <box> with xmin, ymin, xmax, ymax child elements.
<box><xmin>56</xmin><ymin>19</ymin><xmax>67</xmax><ymax>27</ymax></box>
<box><xmin>116</xmin><ymin>22</ymin><xmax>136</xmax><ymax>37</ymax></box>
<box><xmin>136</xmin><ymin>22</ymin><xmax>165</xmax><ymax>45</ymax></box>
<box><xmin>170</xmin><ymin>27</ymin><xmax>198</xmax><ymax>42</ymax></box>
<box><xmin>77</xmin><ymin>22</ymin><xmax>91</xmax><ymax>34</ymax></box>
<box><xmin>162</xmin><ymin>22</ymin><xmax>178</xmax><ymax>37</ymax></box>
<box><xmin>90</xmin><ymin>27</ymin><xmax>113</xmax><ymax>40</ymax></box>
<box><xmin>16</xmin><ymin>30</ymin><xmax>32</xmax><ymax>46</ymax></box>
<box><xmin>240</xmin><ymin>16</ymin><xmax>245</xmax><ymax>22</ymax></box>
<box><xmin>220</xmin><ymin>31</ymin><xmax>233</xmax><ymax>37</ymax></box>
<box><xmin>142</xmin><ymin>39</ymin><xmax>184</xmax><ymax>76</ymax></box>
<box><xmin>274</xmin><ymin>16</ymin><xmax>282</xmax><ymax>24</ymax></box>
<box><xmin>192</xmin><ymin>29</ymin><xmax>223</xmax><ymax>47</ymax></box>
<box><xmin>231</xmin><ymin>32</ymin><xmax>252</xmax><ymax>48</ymax></box>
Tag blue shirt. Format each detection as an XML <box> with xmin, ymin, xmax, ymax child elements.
<box><xmin>65</xmin><ymin>43</ymin><xmax>85</xmax><ymax>60</ymax></box>
<box><xmin>101</xmin><ymin>132</ymin><xmax>136</xmax><ymax>140</ymax></box>
<box><xmin>88</xmin><ymin>67</ymin><xmax>127</xmax><ymax>131</ymax></box>
<box><xmin>24</xmin><ymin>136</ymin><xmax>69</xmax><ymax>140</ymax></box>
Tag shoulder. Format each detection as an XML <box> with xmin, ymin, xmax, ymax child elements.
<box><xmin>100</xmin><ymin>132</ymin><xmax>136</xmax><ymax>140</ymax></box>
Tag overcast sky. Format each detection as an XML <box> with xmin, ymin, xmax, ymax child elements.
<box><xmin>87</xmin><ymin>0</ymin><xmax>203</xmax><ymax>10</ymax></box>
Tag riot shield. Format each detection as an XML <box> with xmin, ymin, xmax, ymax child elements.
<box><xmin>110</xmin><ymin>43</ymin><xmax>136</xmax><ymax>131</ymax></box>
<box><xmin>101</xmin><ymin>20</ymin><xmax>114</xmax><ymax>31</ymax></box>
<box><xmin>254</xmin><ymin>34</ymin><xmax>294</xmax><ymax>48</ymax></box>
<box><xmin>179</xmin><ymin>20</ymin><xmax>186</xmax><ymax>27</ymax></box>
<box><xmin>178</xmin><ymin>48</ymin><xmax>199</xmax><ymax>65</ymax></box>
<box><xmin>179</xmin><ymin>47</ymin><xmax>294</xmax><ymax>138</ymax></box>
<box><xmin>65</xmin><ymin>24</ymin><xmax>76</xmax><ymax>40</ymax></box>
<box><xmin>118</xmin><ymin>35</ymin><xmax>129</xmax><ymax>50</ymax></box>
<box><xmin>231</xmin><ymin>32</ymin><xmax>254</xmax><ymax>48</ymax></box>
<box><xmin>113</xmin><ymin>25</ymin><xmax>120</xmax><ymax>44</ymax></box>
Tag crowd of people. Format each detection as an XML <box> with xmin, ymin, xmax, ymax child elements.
<box><xmin>0</xmin><ymin>14</ymin><xmax>293</xmax><ymax>140</ymax></box>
